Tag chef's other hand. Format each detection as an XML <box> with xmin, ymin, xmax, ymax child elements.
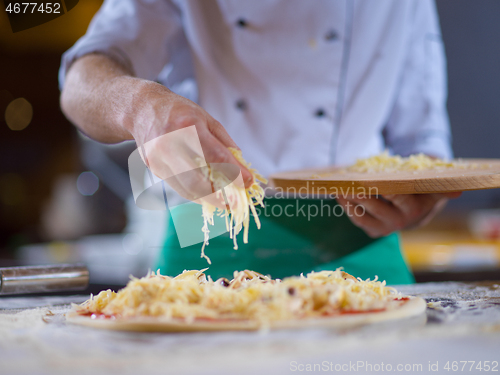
<box><xmin>336</xmin><ymin>192</ymin><xmax>462</xmax><ymax>238</ymax></box>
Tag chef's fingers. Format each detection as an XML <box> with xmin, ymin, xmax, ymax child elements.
<box><xmin>207</xmin><ymin>119</ymin><xmax>239</xmax><ymax>149</ymax></box>
<box><xmin>197</xmin><ymin>125</ymin><xmax>254</xmax><ymax>188</ymax></box>
<box><xmin>381</xmin><ymin>194</ymin><xmax>426</xmax><ymax>219</ymax></box>
<box><xmin>383</xmin><ymin>193</ymin><xmax>455</xmax><ymax>229</ymax></box>
<box><xmin>143</xmin><ymin>130</ymin><xmax>249</xmax><ymax>206</ymax></box>
<box><xmin>336</xmin><ymin>197</ymin><xmax>390</xmax><ymax>238</ymax></box>
<box><xmin>348</xmin><ymin>196</ymin><xmax>407</xmax><ymax>232</ymax></box>
<box><xmin>383</xmin><ymin>192</ymin><xmax>461</xmax><ymax>211</ymax></box>
<box><xmin>384</xmin><ymin>192</ymin><xmax>460</xmax><ymax>219</ymax></box>
<box><xmin>339</xmin><ymin>191</ymin><xmax>461</xmax><ymax>237</ymax></box>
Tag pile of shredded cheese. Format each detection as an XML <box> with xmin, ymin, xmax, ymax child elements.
<box><xmin>73</xmin><ymin>268</ymin><xmax>400</xmax><ymax>325</ymax></box>
<box><xmin>200</xmin><ymin>148</ymin><xmax>267</xmax><ymax>263</ymax></box>
<box><xmin>348</xmin><ymin>151</ymin><xmax>461</xmax><ymax>173</ymax></box>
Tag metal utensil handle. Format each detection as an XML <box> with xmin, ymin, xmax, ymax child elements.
<box><xmin>0</xmin><ymin>264</ymin><xmax>89</xmax><ymax>295</ymax></box>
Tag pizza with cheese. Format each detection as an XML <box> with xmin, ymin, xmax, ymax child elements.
<box><xmin>66</xmin><ymin>268</ymin><xmax>426</xmax><ymax>332</ymax></box>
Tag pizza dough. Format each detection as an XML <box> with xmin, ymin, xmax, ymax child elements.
<box><xmin>66</xmin><ymin>297</ymin><xmax>425</xmax><ymax>332</ymax></box>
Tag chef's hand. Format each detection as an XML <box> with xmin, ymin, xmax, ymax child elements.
<box><xmin>336</xmin><ymin>192</ymin><xmax>461</xmax><ymax>238</ymax></box>
<box><xmin>130</xmin><ymin>84</ymin><xmax>254</xmax><ymax>202</ymax></box>
<box><xmin>61</xmin><ymin>54</ymin><xmax>253</xmax><ymax>204</ymax></box>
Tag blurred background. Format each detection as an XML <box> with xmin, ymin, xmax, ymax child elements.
<box><xmin>1</xmin><ymin>0</ymin><xmax>500</xmax><ymax>289</ymax></box>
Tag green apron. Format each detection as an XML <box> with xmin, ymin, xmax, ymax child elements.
<box><xmin>155</xmin><ymin>198</ymin><xmax>415</xmax><ymax>285</ymax></box>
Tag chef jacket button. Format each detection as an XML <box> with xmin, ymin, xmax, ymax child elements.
<box><xmin>236</xmin><ymin>99</ymin><xmax>247</xmax><ymax>111</ymax></box>
<box><xmin>315</xmin><ymin>108</ymin><xmax>326</xmax><ymax>117</ymax></box>
<box><xmin>324</xmin><ymin>29</ymin><xmax>339</xmax><ymax>41</ymax></box>
<box><xmin>236</xmin><ymin>18</ymin><xmax>248</xmax><ymax>28</ymax></box>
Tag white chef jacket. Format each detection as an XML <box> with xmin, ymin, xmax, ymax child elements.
<box><xmin>59</xmin><ymin>0</ymin><xmax>452</xmax><ymax>179</ymax></box>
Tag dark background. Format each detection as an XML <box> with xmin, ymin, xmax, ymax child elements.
<box><xmin>436</xmin><ymin>0</ymin><xmax>500</xmax><ymax>209</ymax></box>
<box><xmin>0</xmin><ymin>0</ymin><xmax>499</xmax><ymax>258</ymax></box>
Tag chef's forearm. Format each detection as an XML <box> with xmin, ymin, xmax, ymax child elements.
<box><xmin>60</xmin><ymin>53</ymin><xmax>163</xmax><ymax>144</ymax></box>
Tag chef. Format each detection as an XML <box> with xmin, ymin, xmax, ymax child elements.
<box><xmin>59</xmin><ymin>0</ymin><xmax>459</xmax><ymax>284</ymax></box>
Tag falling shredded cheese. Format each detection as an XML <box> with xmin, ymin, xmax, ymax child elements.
<box><xmin>73</xmin><ymin>268</ymin><xmax>401</xmax><ymax>325</ymax></box>
<box><xmin>200</xmin><ymin>148</ymin><xmax>267</xmax><ymax>264</ymax></box>
<box><xmin>348</xmin><ymin>151</ymin><xmax>462</xmax><ymax>173</ymax></box>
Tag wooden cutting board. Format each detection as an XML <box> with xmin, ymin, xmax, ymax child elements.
<box><xmin>270</xmin><ymin>159</ymin><xmax>500</xmax><ymax>195</ymax></box>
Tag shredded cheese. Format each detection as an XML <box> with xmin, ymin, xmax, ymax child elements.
<box><xmin>348</xmin><ymin>151</ymin><xmax>462</xmax><ymax>173</ymax></box>
<box><xmin>73</xmin><ymin>268</ymin><xmax>401</xmax><ymax>325</ymax></box>
<box><xmin>200</xmin><ymin>148</ymin><xmax>267</xmax><ymax>263</ymax></box>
